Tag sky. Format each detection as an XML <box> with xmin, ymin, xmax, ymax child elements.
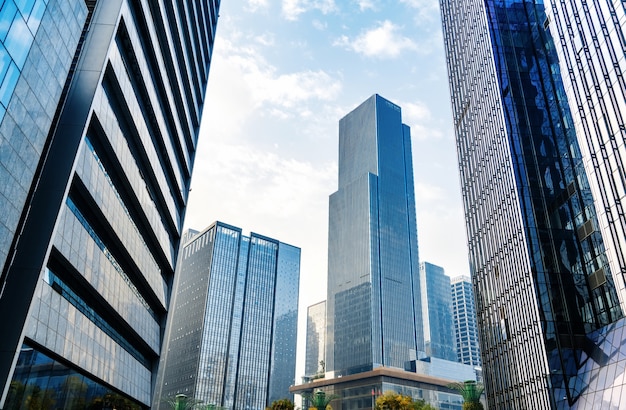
<box><xmin>183</xmin><ymin>0</ymin><xmax>469</xmax><ymax>380</ymax></box>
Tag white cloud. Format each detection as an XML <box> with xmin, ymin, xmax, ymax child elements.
<box><xmin>257</xmin><ymin>70</ymin><xmax>342</xmax><ymax>108</ymax></box>
<box><xmin>356</xmin><ymin>0</ymin><xmax>376</xmax><ymax>11</ymax></box>
<box><xmin>400</xmin><ymin>0</ymin><xmax>441</xmax><ymax>25</ymax></box>
<box><xmin>415</xmin><ymin>181</ymin><xmax>445</xmax><ymax>203</ymax></box>
<box><xmin>282</xmin><ymin>0</ymin><xmax>338</xmax><ymax>21</ymax></box>
<box><xmin>246</xmin><ymin>0</ymin><xmax>269</xmax><ymax>12</ymax></box>
<box><xmin>201</xmin><ymin>35</ymin><xmax>342</xmax><ymax>139</ymax></box>
<box><xmin>403</xmin><ymin>101</ymin><xmax>431</xmax><ymax>123</ymax></box>
<box><xmin>333</xmin><ymin>20</ymin><xmax>417</xmax><ymax>59</ymax></box>
<box><xmin>410</xmin><ymin>124</ymin><xmax>444</xmax><ymax>140</ymax></box>
<box><xmin>189</xmin><ymin>142</ymin><xmax>336</xmax><ymax>220</ymax></box>
<box><xmin>255</xmin><ymin>33</ymin><xmax>275</xmax><ymax>46</ymax></box>
<box><xmin>312</xmin><ymin>19</ymin><xmax>327</xmax><ymax>30</ymax></box>
<box><xmin>400</xmin><ymin>0</ymin><xmax>429</xmax><ymax>7</ymax></box>
<box><xmin>185</xmin><ymin>141</ymin><xmax>336</xmax><ymax>266</ymax></box>
<box><xmin>416</xmin><ymin>203</ymin><xmax>470</xmax><ymax>274</ymax></box>
<box><xmin>396</xmin><ymin>100</ymin><xmax>446</xmax><ymax>140</ymax></box>
<box><xmin>223</xmin><ymin>40</ymin><xmax>341</xmax><ymax>110</ymax></box>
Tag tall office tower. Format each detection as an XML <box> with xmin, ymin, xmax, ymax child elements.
<box><xmin>0</xmin><ymin>0</ymin><xmax>220</xmax><ymax>408</ymax></box>
<box><xmin>545</xmin><ymin>0</ymin><xmax>626</xmax><ymax>307</ymax></box>
<box><xmin>420</xmin><ymin>262</ymin><xmax>457</xmax><ymax>362</ymax></box>
<box><xmin>305</xmin><ymin>301</ymin><xmax>326</xmax><ymax>378</ymax></box>
<box><xmin>154</xmin><ymin>222</ymin><xmax>301</xmax><ymax>410</ymax></box>
<box><xmin>440</xmin><ymin>0</ymin><xmax>625</xmax><ymax>407</ymax></box>
<box><xmin>326</xmin><ymin>94</ymin><xmax>422</xmax><ymax>377</ymax></box>
<box><xmin>450</xmin><ymin>276</ymin><xmax>481</xmax><ymax>367</ymax></box>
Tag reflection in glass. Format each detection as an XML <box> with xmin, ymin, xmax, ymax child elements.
<box><xmin>0</xmin><ymin>0</ymin><xmax>49</xmax><ymax>122</ymax></box>
<box><xmin>6</xmin><ymin>344</ymin><xmax>142</xmax><ymax>410</ymax></box>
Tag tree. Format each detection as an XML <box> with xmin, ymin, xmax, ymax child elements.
<box><xmin>163</xmin><ymin>394</ymin><xmax>204</xmax><ymax>410</ymax></box>
<box><xmin>447</xmin><ymin>381</ymin><xmax>485</xmax><ymax>410</ymax></box>
<box><xmin>303</xmin><ymin>390</ymin><xmax>339</xmax><ymax>410</ymax></box>
<box><xmin>5</xmin><ymin>381</ymin><xmax>57</xmax><ymax>410</ymax></box>
<box><xmin>412</xmin><ymin>399</ymin><xmax>436</xmax><ymax>410</ymax></box>
<box><xmin>374</xmin><ymin>391</ymin><xmax>435</xmax><ymax>410</ymax></box>
<box><xmin>267</xmin><ymin>398</ymin><xmax>295</xmax><ymax>410</ymax></box>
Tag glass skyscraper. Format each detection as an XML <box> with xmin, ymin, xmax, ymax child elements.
<box><xmin>0</xmin><ymin>0</ymin><xmax>219</xmax><ymax>408</ymax></box>
<box><xmin>326</xmin><ymin>94</ymin><xmax>422</xmax><ymax>377</ymax></box>
<box><xmin>441</xmin><ymin>0</ymin><xmax>626</xmax><ymax>407</ymax></box>
<box><xmin>305</xmin><ymin>300</ymin><xmax>326</xmax><ymax>379</ymax></box>
<box><xmin>545</xmin><ymin>0</ymin><xmax>626</xmax><ymax>309</ymax></box>
<box><xmin>450</xmin><ymin>276</ymin><xmax>481</xmax><ymax>367</ymax></box>
<box><xmin>420</xmin><ymin>262</ymin><xmax>457</xmax><ymax>362</ymax></box>
<box><xmin>154</xmin><ymin>222</ymin><xmax>301</xmax><ymax>410</ymax></box>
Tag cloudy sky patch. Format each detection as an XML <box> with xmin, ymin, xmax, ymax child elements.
<box><xmin>334</xmin><ymin>20</ymin><xmax>417</xmax><ymax>59</ymax></box>
<box><xmin>282</xmin><ymin>0</ymin><xmax>338</xmax><ymax>20</ymax></box>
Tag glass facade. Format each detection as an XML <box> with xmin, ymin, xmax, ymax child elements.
<box><xmin>420</xmin><ymin>262</ymin><xmax>457</xmax><ymax>362</ymax></box>
<box><xmin>305</xmin><ymin>301</ymin><xmax>327</xmax><ymax>378</ymax></box>
<box><xmin>450</xmin><ymin>276</ymin><xmax>481</xmax><ymax>367</ymax></box>
<box><xmin>326</xmin><ymin>94</ymin><xmax>422</xmax><ymax>377</ymax></box>
<box><xmin>154</xmin><ymin>222</ymin><xmax>301</xmax><ymax>410</ymax></box>
<box><xmin>545</xmin><ymin>0</ymin><xmax>626</xmax><ymax>315</ymax></box>
<box><xmin>0</xmin><ymin>0</ymin><xmax>220</xmax><ymax>407</ymax></box>
<box><xmin>5</xmin><ymin>345</ymin><xmax>142</xmax><ymax>410</ymax></box>
<box><xmin>0</xmin><ymin>0</ymin><xmax>85</xmax><ymax>285</ymax></box>
<box><xmin>441</xmin><ymin>0</ymin><xmax>624</xmax><ymax>407</ymax></box>
<box><xmin>268</xmin><ymin>242</ymin><xmax>301</xmax><ymax>404</ymax></box>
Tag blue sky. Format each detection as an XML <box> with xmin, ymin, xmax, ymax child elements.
<box><xmin>184</xmin><ymin>0</ymin><xmax>468</xmax><ymax>377</ymax></box>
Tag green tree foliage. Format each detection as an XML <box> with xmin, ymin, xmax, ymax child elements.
<box><xmin>163</xmin><ymin>394</ymin><xmax>204</xmax><ymax>410</ymax></box>
<box><xmin>5</xmin><ymin>379</ymin><xmax>140</xmax><ymax>410</ymax></box>
<box><xmin>303</xmin><ymin>390</ymin><xmax>339</xmax><ymax>410</ymax></box>
<box><xmin>22</xmin><ymin>385</ymin><xmax>56</xmax><ymax>410</ymax></box>
<box><xmin>447</xmin><ymin>381</ymin><xmax>485</xmax><ymax>410</ymax></box>
<box><xmin>413</xmin><ymin>399</ymin><xmax>436</xmax><ymax>410</ymax></box>
<box><xmin>96</xmin><ymin>392</ymin><xmax>141</xmax><ymax>410</ymax></box>
<box><xmin>5</xmin><ymin>380</ymin><xmax>57</xmax><ymax>410</ymax></box>
<box><xmin>461</xmin><ymin>403</ymin><xmax>484</xmax><ymax>410</ymax></box>
<box><xmin>374</xmin><ymin>391</ymin><xmax>435</xmax><ymax>410</ymax></box>
<box><xmin>267</xmin><ymin>398</ymin><xmax>295</xmax><ymax>410</ymax></box>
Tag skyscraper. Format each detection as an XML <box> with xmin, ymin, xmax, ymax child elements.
<box><xmin>326</xmin><ymin>94</ymin><xmax>422</xmax><ymax>377</ymax></box>
<box><xmin>292</xmin><ymin>94</ymin><xmax>475</xmax><ymax>410</ymax></box>
<box><xmin>420</xmin><ymin>262</ymin><xmax>457</xmax><ymax>362</ymax></box>
<box><xmin>305</xmin><ymin>300</ymin><xmax>326</xmax><ymax>379</ymax></box>
<box><xmin>441</xmin><ymin>0</ymin><xmax>626</xmax><ymax>407</ymax></box>
<box><xmin>450</xmin><ymin>276</ymin><xmax>481</xmax><ymax>367</ymax></box>
<box><xmin>154</xmin><ymin>222</ymin><xmax>301</xmax><ymax>410</ymax></box>
<box><xmin>546</xmin><ymin>0</ymin><xmax>626</xmax><ymax>309</ymax></box>
<box><xmin>0</xmin><ymin>0</ymin><xmax>220</xmax><ymax>407</ymax></box>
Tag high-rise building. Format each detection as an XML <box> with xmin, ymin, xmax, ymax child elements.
<box><xmin>546</xmin><ymin>0</ymin><xmax>626</xmax><ymax>310</ymax></box>
<box><xmin>292</xmin><ymin>94</ymin><xmax>475</xmax><ymax>410</ymax></box>
<box><xmin>440</xmin><ymin>0</ymin><xmax>626</xmax><ymax>406</ymax></box>
<box><xmin>154</xmin><ymin>222</ymin><xmax>301</xmax><ymax>410</ymax></box>
<box><xmin>305</xmin><ymin>300</ymin><xmax>326</xmax><ymax>379</ymax></box>
<box><xmin>326</xmin><ymin>94</ymin><xmax>422</xmax><ymax>377</ymax></box>
<box><xmin>420</xmin><ymin>262</ymin><xmax>457</xmax><ymax>362</ymax></box>
<box><xmin>0</xmin><ymin>1</ymin><xmax>220</xmax><ymax>407</ymax></box>
<box><xmin>450</xmin><ymin>276</ymin><xmax>481</xmax><ymax>367</ymax></box>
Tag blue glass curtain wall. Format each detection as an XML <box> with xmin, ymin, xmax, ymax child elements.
<box><xmin>0</xmin><ymin>0</ymin><xmax>48</xmax><ymax>121</ymax></box>
<box><xmin>5</xmin><ymin>344</ymin><xmax>141</xmax><ymax>410</ymax></box>
<box><xmin>485</xmin><ymin>0</ymin><xmax>621</xmax><ymax>404</ymax></box>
